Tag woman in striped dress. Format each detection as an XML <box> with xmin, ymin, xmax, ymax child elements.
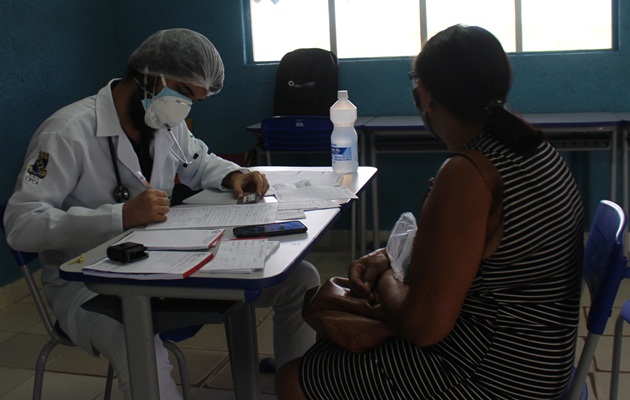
<box><xmin>276</xmin><ymin>24</ymin><xmax>584</xmax><ymax>400</ymax></box>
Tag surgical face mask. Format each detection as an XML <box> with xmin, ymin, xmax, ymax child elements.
<box><xmin>141</xmin><ymin>75</ymin><xmax>193</xmax><ymax>130</ymax></box>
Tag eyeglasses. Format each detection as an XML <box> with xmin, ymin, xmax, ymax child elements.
<box><xmin>408</xmin><ymin>71</ymin><xmax>422</xmax><ymax>110</ymax></box>
<box><xmin>408</xmin><ymin>71</ymin><xmax>419</xmax><ymax>90</ymax></box>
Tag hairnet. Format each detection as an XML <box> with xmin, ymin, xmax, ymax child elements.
<box><xmin>128</xmin><ymin>28</ymin><xmax>224</xmax><ymax>96</ymax></box>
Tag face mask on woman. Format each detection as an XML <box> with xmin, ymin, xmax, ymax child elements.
<box><xmin>141</xmin><ymin>74</ymin><xmax>193</xmax><ymax>130</ymax></box>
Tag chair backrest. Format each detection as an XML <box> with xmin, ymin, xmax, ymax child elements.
<box><xmin>273</xmin><ymin>48</ymin><xmax>339</xmax><ymax>116</ymax></box>
<box><xmin>261</xmin><ymin>115</ymin><xmax>333</xmax><ymax>153</ymax></box>
<box><xmin>0</xmin><ymin>199</ymin><xmax>70</xmax><ymax>345</ymax></box>
<box><xmin>566</xmin><ymin>199</ymin><xmax>629</xmax><ymax>400</ymax></box>
<box><xmin>583</xmin><ymin>200</ymin><xmax>629</xmax><ymax>335</ymax></box>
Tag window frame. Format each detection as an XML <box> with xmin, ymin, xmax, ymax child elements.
<box><xmin>243</xmin><ymin>0</ymin><xmax>619</xmax><ymax>64</ymax></box>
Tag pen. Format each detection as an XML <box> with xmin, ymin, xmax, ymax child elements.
<box><xmin>136</xmin><ymin>171</ymin><xmax>152</xmax><ymax>190</ymax></box>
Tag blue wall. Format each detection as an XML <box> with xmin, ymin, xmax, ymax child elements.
<box><xmin>0</xmin><ymin>0</ymin><xmax>629</xmax><ymax>286</ymax></box>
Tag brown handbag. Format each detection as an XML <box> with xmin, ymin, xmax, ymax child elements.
<box><xmin>302</xmin><ymin>277</ymin><xmax>397</xmax><ymax>353</ymax></box>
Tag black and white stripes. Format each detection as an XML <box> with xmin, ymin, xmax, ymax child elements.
<box><xmin>300</xmin><ymin>135</ymin><xmax>584</xmax><ymax>400</ymax></box>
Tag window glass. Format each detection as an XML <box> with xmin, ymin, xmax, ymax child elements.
<box><xmin>522</xmin><ymin>0</ymin><xmax>612</xmax><ymax>51</ymax></box>
<box><xmin>334</xmin><ymin>0</ymin><xmax>421</xmax><ymax>58</ymax></box>
<box><xmin>425</xmin><ymin>0</ymin><xmax>516</xmax><ymax>52</ymax></box>
<box><xmin>249</xmin><ymin>0</ymin><xmax>330</xmax><ymax>62</ymax></box>
<box><xmin>248</xmin><ymin>0</ymin><xmax>613</xmax><ymax>62</ymax></box>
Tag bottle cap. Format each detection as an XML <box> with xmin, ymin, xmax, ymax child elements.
<box><xmin>338</xmin><ymin>90</ymin><xmax>348</xmax><ymax>99</ymax></box>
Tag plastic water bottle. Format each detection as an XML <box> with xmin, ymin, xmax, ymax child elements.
<box><xmin>330</xmin><ymin>90</ymin><xmax>358</xmax><ymax>173</ymax></box>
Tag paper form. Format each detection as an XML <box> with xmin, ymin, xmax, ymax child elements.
<box><xmin>82</xmin><ymin>251</ymin><xmax>214</xmax><ymax>280</ymax></box>
<box><xmin>116</xmin><ymin>229</ymin><xmax>224</xmax><ymax>250</ymax></box>
<box><xmin>263</xmin><ymin>171</ymin><xmax>344</xmax><ymax>187</ymax></box>
<box><xmin>277</xmin><ymin>200</ymin><xmax>340</xmax><ymax>211</ymax></box>
<box><xmin>273</xmin><ymin>186</ymin><xmax>357</xmax><ymax>202</ymax></box>
<box><xmin>202</xmin><ymin>239</ymin><xmax>268</xmax><ymax>273</ymax></box>
<box><xmin>145</xmin><ymin>203</ymin><xmax>279</xmax><ymax>229</ymax></box>
<box><xmin>276</xmin><ymin>209</ymin><xmax>306</xmax><ymax>220</ymax></box>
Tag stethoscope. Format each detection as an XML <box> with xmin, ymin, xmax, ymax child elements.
<box><xmin>167</xmin><ymin>129</ymin><xmax>199</xmax><ymax>167</ymax></box>
<box><xmin>108</xmin><ymin>134</ymin><xmax>199</xmax><ymax>203</ymax></box>
<box><xmin>108</xmin><ymin>136</ymin><xmax>131</xmax><ymax>203</ymax></box>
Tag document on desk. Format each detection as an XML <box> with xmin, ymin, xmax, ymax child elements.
<box><xmin>273</xmin><ymin>184</ymin><xmax>357</xmax><ymax>202</ymax></box>
<box><xmin>116</xmin><ymin>229</ymin><xmax>224</xmax><ymax>250</ymax></box>
<box><xmin>263</xmin><ymin>171</ymin><xmax>344</xmax><ymax>187</ymax></box>
<box><xmin>201</xmin><ymin>239</ymin><xmax>272</xmax><ymax>273</ymax></box>
<box><xmin>145</xmin><ymin>203</ymin><xmax>279</xmax><ymax>229</ymax></box>
<box><xmin>82</xmin><ymin>251</ymin><xmax>214</xmax><ymax>280</ymax></box>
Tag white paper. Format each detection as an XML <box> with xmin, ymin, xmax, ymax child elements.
<box><xmin>116</xmin><ymin>229</ymin><xmax>224</xmax><ymax>250</ymax></box>
<box><xmin>263</xmin><ymin>171</ymin><xmax>344</xmax><ymax>187</ymax></box>
<box><xmin>276</xmin><ymin>209</ymin><xmax>306</xmax><ymax>220</ymax></box>
<box><xmin>145</xmin><ymin>203</ymin><xmax>278</xmax><ymax>229</ymax></box>
<box><xmin>82</xmin><ymin>251</ymin><xmax>214</xmax><ymax>280</ymax></box>
<box><xmin>202</xmin><ymin>239</ymin><xmax>268</xmax><ymax>273</ymax></box>
<box><xmin>273</xmin><ymin>186</ymin><xmax>357</xmax><ymax>202</ymax></box>
<box><xmin>277</xmin><ymin>200</ymin><xmax>340</xmax><ymax>211</ymax></box>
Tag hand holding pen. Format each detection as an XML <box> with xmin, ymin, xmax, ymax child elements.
<box><xmin>121</xmin><ymin>172</ymin><xmax>171</xmax><ymax>229</ymax></box>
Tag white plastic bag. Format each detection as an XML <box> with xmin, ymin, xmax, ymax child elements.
<box><xmin>386</xmin><ymin>212</ymin><xmax>417</xmax><ymax>282</ymax></box>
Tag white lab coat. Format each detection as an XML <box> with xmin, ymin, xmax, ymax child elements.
<box><xmin>3</xmin><ymin>79</ymin><xmax>244</xmax><ymax>352</ymax></box>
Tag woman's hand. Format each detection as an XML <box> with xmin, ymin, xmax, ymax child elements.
<box><xmin>348</xmin><ymin>248</ymin><xmax>391</xmax><ymax>299</ymax></box>
<box><xmin>225</xmin><ymin>171</ymin><xmax>269</xmax><ymax>199</ymax></box>
<box><xmin>122</xmin><ymin>189</ymin><xmax>170</xmax><ymax>229</ymax></box>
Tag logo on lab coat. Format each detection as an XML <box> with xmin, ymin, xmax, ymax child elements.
<box><xmin>27</xmin><ymin>151</ymin><xmax>49</xmax><ymax>180</ymax></box>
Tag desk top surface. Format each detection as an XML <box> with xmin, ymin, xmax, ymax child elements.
<box><xmin>521</xmin><ymin>112</ymin><xmax>621</xmax><ymax>127</ymax></box>
<box><xmin>247</xmin><ymin>116</ymin><xmax>374</xmax><ymax>132</ymax></box>
<box><xmin>60</xmin><ymin>166</ymin><xmax>376</xmax><ymax>292</ymax></box>
<box><xmin>616</xmin><ymin>112</ymin><xmax>630</xmax><ymax>122</ymax></box>
<box><xmin>362</xmin><ymin>112</ymin><xmax>622</xmax><ymax>131</ymax></box>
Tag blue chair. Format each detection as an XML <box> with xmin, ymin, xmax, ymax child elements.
<box><xmin>260</xmin><ymin>115</ymin><xmax>333</xmax><ymax>165</ymax></box>
<box><xmin>565</xmin><ymin>200</ymin><xmax>629</xmax><ymax>400</ymax></box>
<box><xmin>610</xmin><ymin>296</ymin><xmax>630</xmax><ymax>399</ymax></box>
<box><xmin>0</xmin><ymin>200</ymin><xmax>197</xmax><ymax>399</ymax></box>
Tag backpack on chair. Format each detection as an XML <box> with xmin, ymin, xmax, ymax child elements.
<box><xmin>273</xmin><ymin>48</ymin><xmax>339</xmax><ymax>116</ymax></box>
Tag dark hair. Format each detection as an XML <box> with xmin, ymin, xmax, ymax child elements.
<box><xmin>414</xmin><ymin>25</ymin><xmax>542</xmax><ymax>156</ymax></box>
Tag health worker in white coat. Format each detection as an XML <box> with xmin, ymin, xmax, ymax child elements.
<box><xmin>4</xmin><ymin>28</ymin><xmax>319</xmax><ymax>400</ymax></box>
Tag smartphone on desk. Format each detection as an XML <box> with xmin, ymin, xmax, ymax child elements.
<box><xmin>233</xmin><ymin>221</ymin><xmax>307</xmax><ymax>238</ymax></box>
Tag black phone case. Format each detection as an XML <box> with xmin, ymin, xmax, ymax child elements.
<box><xmin>233</xmin><ymin>222</ymin><xmax>307</xmax><ymax>238</ymax></box>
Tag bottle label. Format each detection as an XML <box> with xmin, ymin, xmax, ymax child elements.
<box><xmin>332</xmin><ymin>146</ymin><xmax>352</xmax><ymax>160</ymax></box>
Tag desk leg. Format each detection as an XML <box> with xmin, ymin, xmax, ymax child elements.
<box><xmin>351</xmin><ymin>202</ymin><xmax>357</xmax><ymax>261</ymax></box>
<box><xmin>370</xmin><ymin>134</ymin><xmax>380</xmax><ymax>250</ymax></box>
<box><xmin>360</xmin><ymin>194</ymin><xmax>367</xmax><ymax>257</ymax></box>
<box><xmin>121</xmin><ymin>295</ymin><xmax>159</xmax><ymax>400</ymax></box>
<box><xmin>611</xmin><ymin>128</ymin><xmax>618</xmax><ymax>202</ymax></box>
<box><xmin>225</xmin><ymin>303</ymin><xmax>261</xmax><ymax>400</ymax></box>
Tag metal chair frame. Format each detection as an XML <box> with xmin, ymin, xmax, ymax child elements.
<box><xmin>0</xmin><ymin>200</ymin><xmax>194</xmax><ymax>399</ymax></box>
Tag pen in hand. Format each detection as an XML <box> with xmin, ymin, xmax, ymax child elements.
<box><xmin>136</xmin><ymin>171</ymin><xmax>152</xmax><ymax>190</ymax></box>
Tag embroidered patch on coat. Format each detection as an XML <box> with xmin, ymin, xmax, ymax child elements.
<box><xmin>27</xmin><ymin>151</ymin><xmax>49</xmax><ymax>180</ymax></box>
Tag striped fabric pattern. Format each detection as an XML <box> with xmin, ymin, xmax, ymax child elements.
<box><xmin>300</xmin><ymin>134</ymin><xmax>584</xmax><ymax>399</ymax></box>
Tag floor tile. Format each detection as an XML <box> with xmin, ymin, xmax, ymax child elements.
<box><xmin>0</xmin><ymin>333</ymin><xmax>50</xmax><ymax>370</ymax></box>
<box><xmin>0</xmin><ymin>302</ymin><xmax>41</xmax><ymax>333</ymax></box>
<box><xmin>1</xmin><ymin>371</ymin><xmax>107</xmax><ymax>400</ymax></box>
<box><xmin>202</xmin><ymin>356</ymin><xmax>277</xmax><ymax>395</ymax></box>
<box><xmin>2</xmin><ymin>246</ymin><xmax>629</xmax><ymax>400</ymax></box>
<box><xmin>593</xmin><ymin>335</ymin><xmax>630</xmax><ymax>373</ymax></box>
<box><xmin>0</xmin><ymin>366</ymin><xmax>32</xmax><ymax>397</ymax></box>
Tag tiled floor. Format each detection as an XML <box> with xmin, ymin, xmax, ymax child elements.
<box><xmin>0</xmin><ymin>242</ymin><xmax>629</xmax><ymax>399</ymax></box>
